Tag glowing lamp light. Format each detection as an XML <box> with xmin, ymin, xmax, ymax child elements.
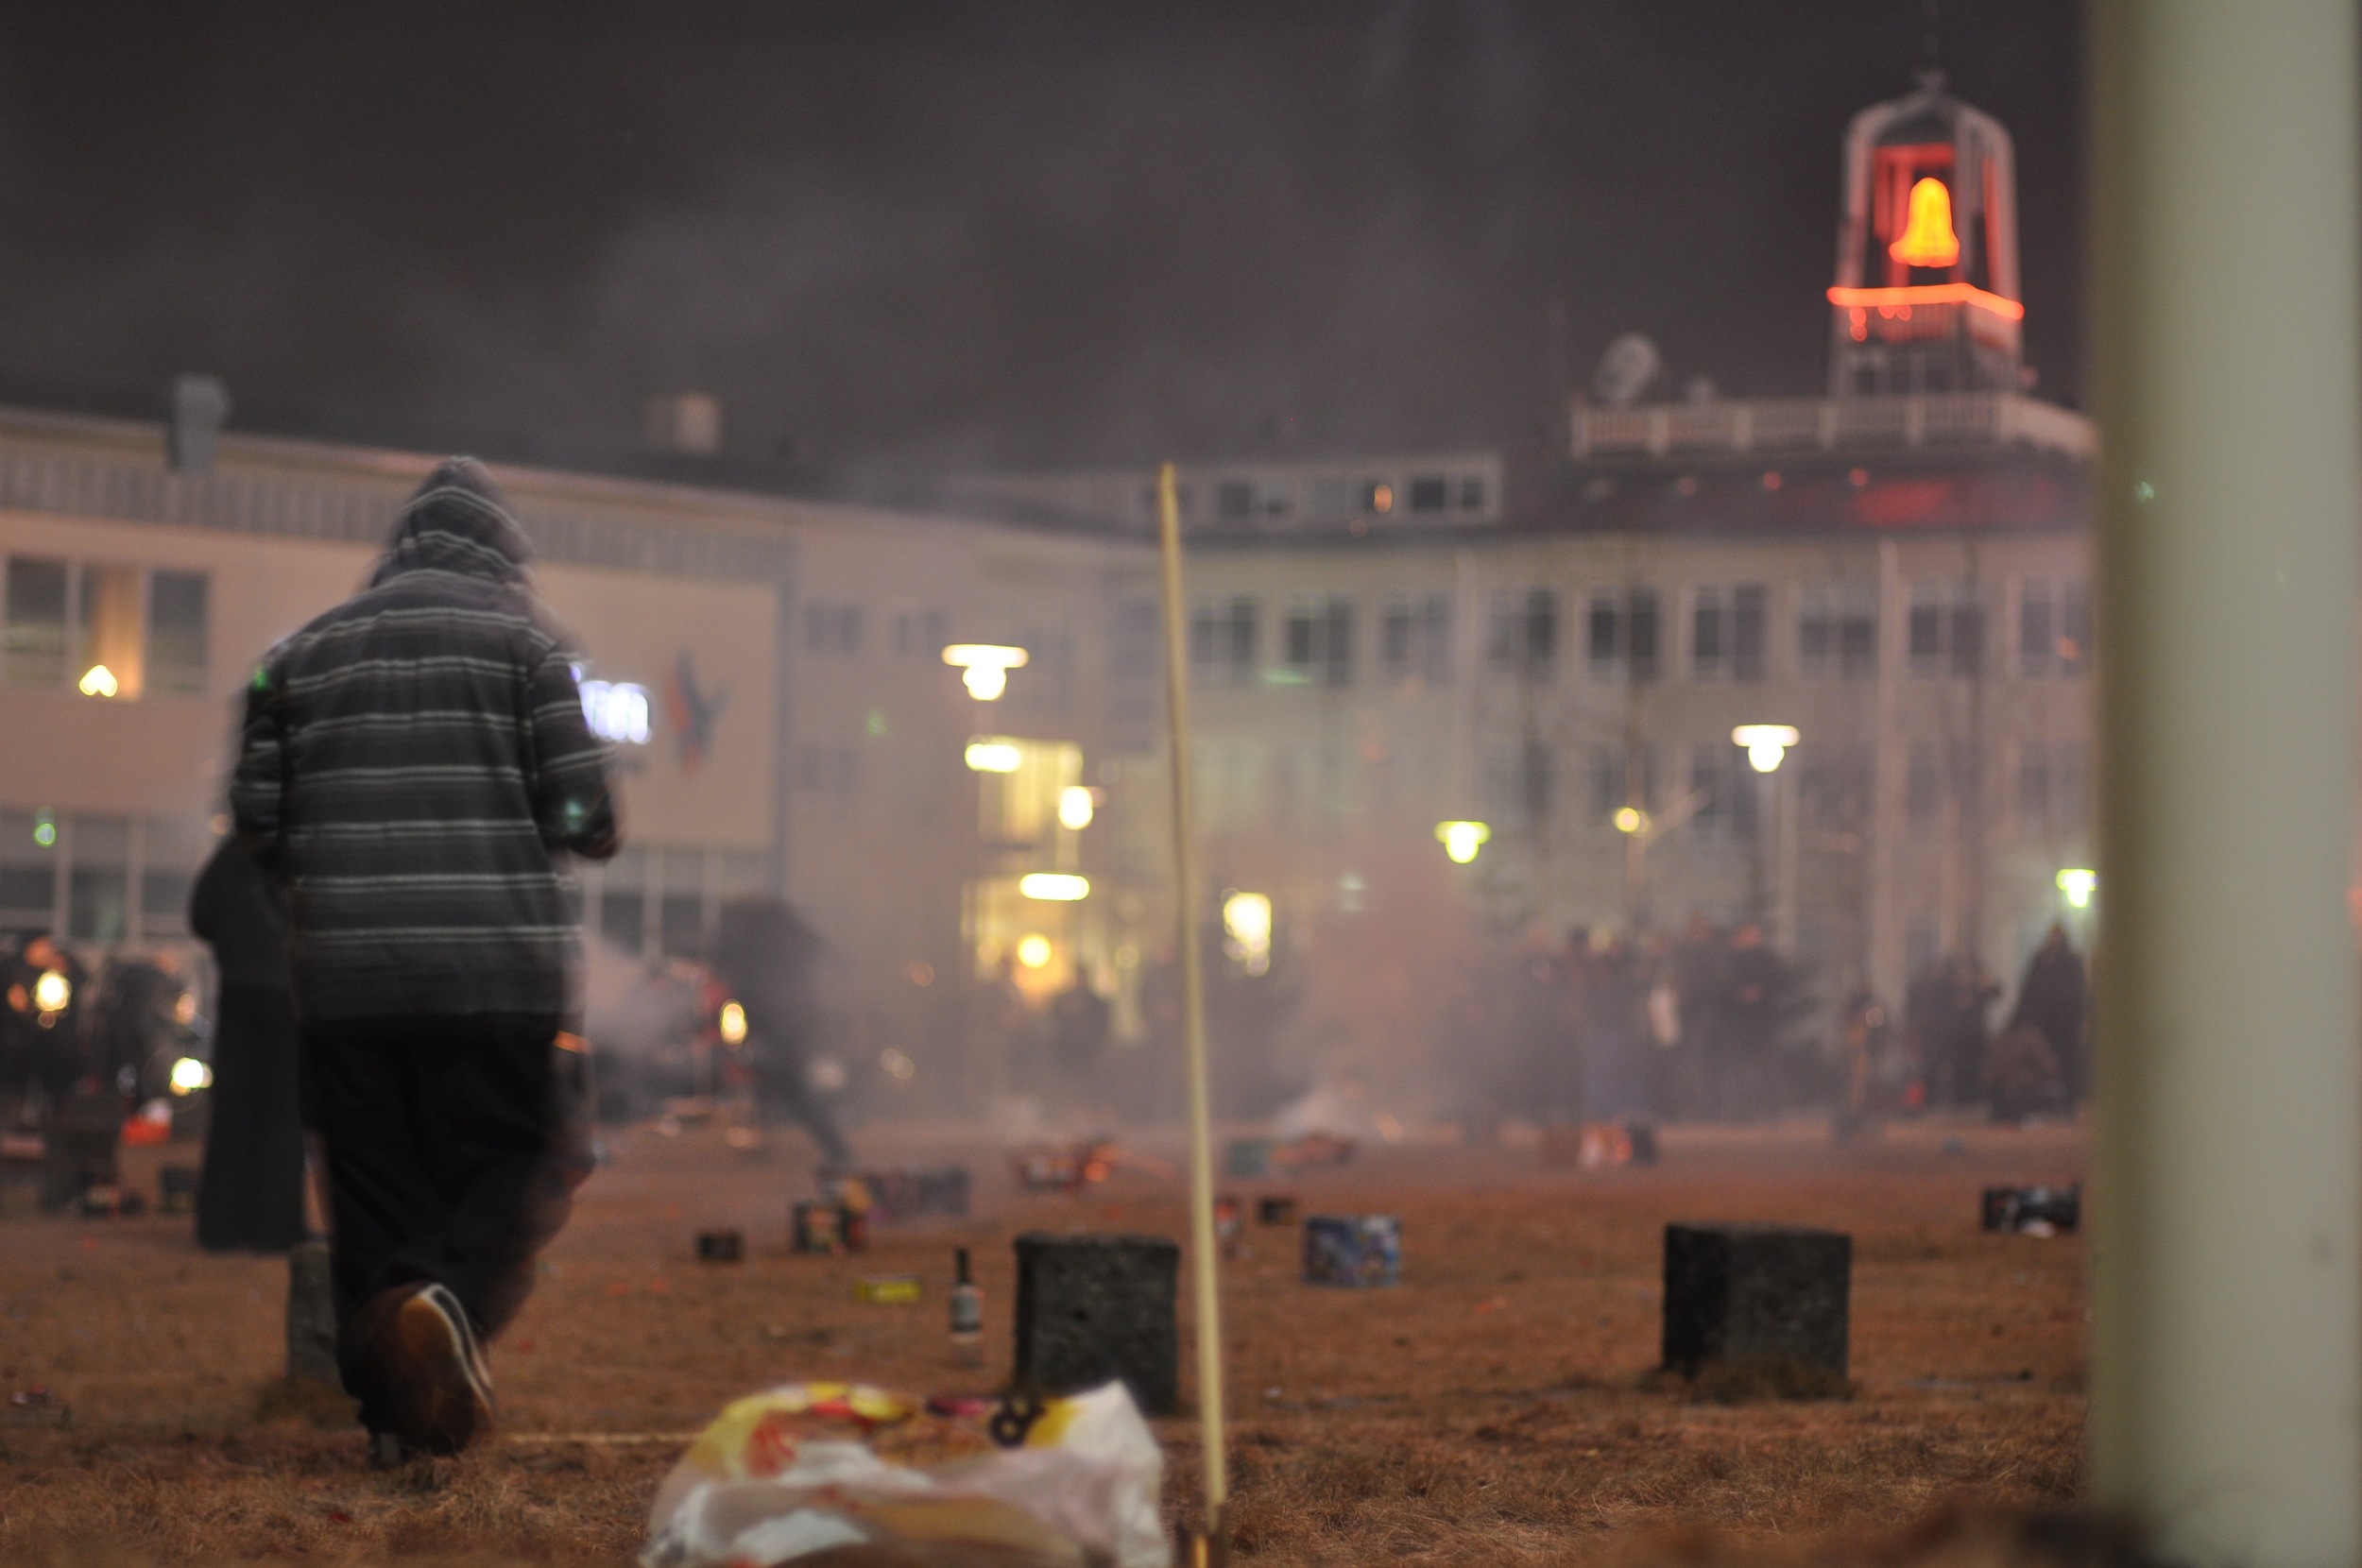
<box><xmin>1434</xmin><ymin>820</ymin><xmax>1491</xmax><ymax>864</ymax></box>
<box><xmin>717</xmin><ymin>1000</ymin><xmax>748</xmax><ymax>1046</ymax></box>
<box><xmin>30</xmin><ymin>970</ymin><xmax>70</xmax><ymax>1014</ymax></box>
<box><xmin>168</xmin><ymin>1056</ymin><xmax>212</xmax><ymax>1095</ymax></box>
<box><xmin>1223</xmin><ymin>890</ymin><xmax>1273</xmax><ymax>976</ymax></box>
<box><xmin>77</xmin><ymin>664</ymin><xmax>119</xmax><ymax>698</ymax></box>
<box><xmin>579</xmin><ymin>680</ymin><xmax>652</xmax><ymax>744</ymax></box>
<box><xmin>1057</xmin><ymin>785</ymin><xmax>1096</xmax><ymax>831</ymax></box>
<box><xmin>1612</xmin><ymin>806</ymin><xmax>1648</xmax><ymax>835</ymax></box>
<box><xmin>1018</xmin><ymin>872</ymin><xmax>1089</xmax><ymax>902</ymax></box>
<box><xmin>942</xmin><ymin>643</ymin><xmax>1029</xmax><ymax>701</ymax></box>
<box><xmin>1890</xmin><ymin>177</ymin><xmax>1961</xmax><ymax>269</ymax></box>
<box><xmin>964</xmin><ymin>739</ymin><xmax>1023</xmax><ymax>774</ymax></box>
<box><xmin>1015</xmin><ymin>933</ymin><xmax>1053</xmax><ymax>969</ymax></box>
<box><xmin>1733</xmin><ymin>724</ymin><xmax>1801</xmax><ymax>774</ymax></box>
<box><xmin>2057</xmin><ymin>868</ymin><xmax>2098</xmax><ymax>910</ymax></box>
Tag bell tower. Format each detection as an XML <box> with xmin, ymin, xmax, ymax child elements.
<box><xmin>1827</xmin><ymin>71</ymin><xmax>2024</xmax><ymax>396</ymax></box>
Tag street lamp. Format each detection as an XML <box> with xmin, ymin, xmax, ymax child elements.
<box><xmin>941</xmin><ymin>643</ymin><xmax>1029</xmax><ymax>701</ymax></box>
<box><xmin>1733</xmin><ymin>725</ymin><xmax>1803</xmax><ymax>949</ymax></box>
<box><xmin>1434</xmin><ymin>820</ymin><xmax>1491</xmax><ymax>864</ymax></box>
<box><xmin>1732</xmin><ymin>724</ymin><xmax>1801</xmax><ymax>774</ymax></box>
<box><xmin>2057</xmin><ymin>867</ymin><xmax>2097</xmax><ymax>910</ymax></box>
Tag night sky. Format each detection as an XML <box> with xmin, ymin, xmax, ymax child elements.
<box><xmin>0</xmin><ymin>3</ymin><xmax>2081</xmax><ymax>488</ymax></box>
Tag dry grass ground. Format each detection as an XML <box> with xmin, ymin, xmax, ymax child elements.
<box><xmin>0</xmin><ymin>1116</ymin><xmax>2089</xmax><ymax>1565</ymax></box>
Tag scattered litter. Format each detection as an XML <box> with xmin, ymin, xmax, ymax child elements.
<box><xmin>856</xmin><ymin>1274</ymin><xmax>923</xmax><ymax>1305</ymax></box>
<box><xmin>158</xmin><ymin>1165</ymin><xmax>199</xmax><ymax>1215</ymax></box>
<box><xmin>1225</xmin><ymin>1139</ymin><xmax>1271</xmax><ymax>1177</ymax></box>
<box><xmin>1302</xmin><ymin>1215</ymin><xmax>1401</xmax><ymax>1287</ymax></box>
<box><xmin>793</xmin><ymin>1202</ymin><xmax>861</xmax><ymax>1256</ymax></box>
<box><xmin>1981</xmin><ymin>1183</ymin><xmax>2080</xmax><ymax>1235</ymax></box>
<box><xmin>1273</xmin><ymin>1133</ymin><xmax>1355</xmax><ymax>1172</ymax></box>
<box><xmin>1541</xmin><ymin>1122</ymin><xmax>1657</xmax><ymax>1169</ymax></box>
<box><xmin>855</xmin><ymin>1167</ymin><xmax>971</xmax><ymax>1221</ymax></box>
<box><xmin>74</xmin><ymin>1185</ymin><xmax>145</xmax><ymax>1219</ymax></box>
<box><xmin>1256</xmin><ymin>1195</ymin><xmax>1298</xmax><ymax>1226</ymax></box>
<box><xmin>1213</xmin><ymin>1196</ymin><xmax>1241</xmax><ymax>1243</ymax></box>
<box><xmin>641</xmin><ymin>1380</ymin><xmax>1165</xmax><ymax>1568</ymax></box>
<box><xmin>1009</xmin><ymin>1140</ymin><xmax>1116</xmax><ymax>1192</ymax></box>
<box><xmin>695</xmin><ymin>1230</ymin><xmax>744</xmax><ymax>1264</ymax></box>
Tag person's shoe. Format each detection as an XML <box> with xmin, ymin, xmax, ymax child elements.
<box><xmin>364</xmin><ymin>1282</ymin><xmax>496</xmax><ymax>1456</ymax></box>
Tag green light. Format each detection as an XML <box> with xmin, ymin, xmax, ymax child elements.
<box><xmin>31</xmin><ymin>821</ymin><xmax>55</xmax><ymax>847</ymax></box>
<box><xmin>866</xmin><ymin>709</ymin><xmax>888</xmax><ymax>738</ymax></box>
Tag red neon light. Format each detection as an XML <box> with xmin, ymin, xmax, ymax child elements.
<box><xmin>1825</xmin><ymin>283</ymin><xmax>2024</xmax><ymax>321</ymax></box>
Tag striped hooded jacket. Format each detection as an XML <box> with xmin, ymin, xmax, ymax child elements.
<box><xmin>231</xmin><ymin>458</ymin><xmax>620</xmax><ymax>1022</ymax></box>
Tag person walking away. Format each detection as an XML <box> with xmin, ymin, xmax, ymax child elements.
<box><xmin>189</xmin><ymin>834</ymin><xmax>307</xmax><ymax>1252</ymax></box>
<box><xmin>2006</xmin><ymin>924</ymin><xmax>2089</xmax><ymax>1103</ymax></box>
<box><xmin>233</xmin><ymin>458</ymin><xmax>619</xmax><ymax>1461</ymax></box>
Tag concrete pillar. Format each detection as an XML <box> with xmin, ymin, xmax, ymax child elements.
<box><xmin>2090</xmin><ymin>5</ymin><xmax>2362</xmax><ymax>1563</ymax></box>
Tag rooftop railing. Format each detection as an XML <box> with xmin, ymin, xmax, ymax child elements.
<box><xmin>1570</xmin><ymin>391</ymin><xmax>2095</xmax><ymax>464</ymax></box>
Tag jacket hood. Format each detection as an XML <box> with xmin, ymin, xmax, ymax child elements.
<box><xmin>371</xmin><ymin>457</ymin><xmax>534</xmax><ymax>588</ymax></box>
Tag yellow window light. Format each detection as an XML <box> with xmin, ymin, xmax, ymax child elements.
<box><xmin>941</xmin><ymin>643</ymin><xmax>1029</xmax><ymax>701</ymax></box>
<box><xmin>964</xmin><ymin>739</ymin><xmax>1024</xmax><ymax>773</ymax></box>
<box><xmin>78</xmin><ymin>664</ymin><xmax>120</xmax><ymax>698</ymax></box>
<box><xmin>1015</xmin><ymin>933</ymin><xmax>1053</xmax><ymax>968</ymax></box>
<box><xmin>1612</xmin><ymin>806</ymin><xmax>1648</xmax><ymax>835</ymax></box>
<box><xmin>1733</xmin><ymin>724</ymin><xmax>1801</xmax><ymax>774</ymax></box>
<box><xmin>1057</xmin><ymin>785</ymin><xmax>1096</xmax><ymax>831</ymax></box>
<box><xmin>1222</xmin><ymin>890</ymin><xmax>1273</xmax><ymax>976</ymax></box>
<box><xmin>2057</xmin><ymin>868</ymin><xmax>2098</xmax><ymax>910</ymax></box>
<box><xmin>1018</xmin><ymin>872</ymin><xmax>1090</xmax><ymax>902</ymax></box>
<box><xmin>717</xmin><ymin>1000</ymin><xmax>748</xmax><ymax>1046</ymax></box>
<box><xmin>1434</xmin><ymin>820</ymin><xmax>1491</xmax><ymax>864</ymax></box>
<box><xmin>169</xmin><ymin>1056</ymin><xmax>212</xmax><ymax>1094</ymax></box>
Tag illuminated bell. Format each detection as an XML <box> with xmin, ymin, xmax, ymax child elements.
<box><xmin>1889</xmin><ymin>176</ymin><xmax>1960</xmax><ymax>269</ymax></box>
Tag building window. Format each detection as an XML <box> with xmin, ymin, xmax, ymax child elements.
<box><xmin>1483</xmin><ymin>740</ymin><xmax>1556</xmax><ymax>826</ymax></box>
<box><xmin>0</xmin><ymin>810</ymin><xmax>58</xmax><ymax>923</ymax></box>
<box><xmin>659</xmin><ymin>849</ymin><xmax>707</xmax><ymax>958</ymax></box>
<box><xmin>1458</xmin><ymin>475</ymin><xmax>1486</xmax><ymax>512</ymax></box>
<box><xmin>891</xmin><ymin>607</ymin><xmax>950</xmax><ymax>660</ymax></box>
<box><xmin>140</xmin><ymin>818</ymin><xmax>207</xmax><ymax>938</ymax></box>
<box><xmin>1797</xmin><ymin>749</ymin><xmax>1872</xmax><ymax>831</ymax></box>
<box><xmin>599</xmin><ymin>847</ymin><xmax>646</xmax><ymax>955</ymax></box>
<box><xmin>2021</xmin><ymin>740</ymin><xmax>2089</xmax><ymax>835</ymax></box>
<box><xmin>66</xmin><ymin>816</ymin><xmax>129</xmax><ymax>945</ymax></box>
<box><xmin>76</xmin><ymin>564</ymin><xmax>145</xmax><ymax>699</ymax></box>
<box><xmin>1692</xmin><ymin>584</ymin><xmax>1767</xmax><ymax>682</ymax></box>
<box><xmin>803</xmin><ymin>601</ymin><xmax>864</xmax><ymax>658</ymax></box>
<box><xmin>146</xmin><ymin>571</ymin><xmax>209</xmax><ymax>697</ymax></box>
<box><xmin>1216</xmin><ymin>480</ymin><xmax>1255</xmax><ymax>520</ymax></box>
<box><xmin>1189</xmin><ymin>597</ymin><xmax>1258</xmax><ymax>686</ymax></box>
<box><xmin>1908</xmin><ymin>582</ymin><xmax>1985</xmax><ymax>677</ymax></box>
<box><xmin>1379</xmin><ymin>593</ymin><xmax>1451</xmax><ymax>683</ymax></box>
<box><xmin>1408</xmin><ymin>475</ymin><xmax>1449</xmax><ymax>513</ymax></box>
<box><xmin>2019</xmin><ymin>579</ymin><xmax>2091</xmax><ymax>676</ymax></box>
<box><xmin>1588</xmin><ymin>588</ymin><xmax>1660</xmax><ymax>681</ymax></box>
<box><xmin>5</xmin><ymin>557</ymin><xmax>68</xmax><ymax>687</ymax></box>
<box><xmin>1907</xmin><ymin>744</ymin><xmax>1943</xmax><ymax>824</ymax></box>
<box><xmin>1111</xmin><ymin>598</ymin><xmax>1159</xmax><ymax>682</ymax></box>
<box><xmin>1689</xmin><ymin>743</ymin><xmax>1759</xmax><ymax>840</ymax></box>
<box><xmin>1799</xmin><ymin>583</ymin><xmax>1877</xmax><ymax>679</ymax></box>
<box><xmin>1588</xmin><ymin>745</ymin><xmax>1659</xmax><ymax>821</ymax></box>
<box><xmin>1283</xmin><ymin>597</ymin><xmax>1353</xmax><ymax>687</ymax></box>
<box><xmin>1486</xmin><ymin>589</ymin><xmax>1558</xmax><ymax>680</ymax></box>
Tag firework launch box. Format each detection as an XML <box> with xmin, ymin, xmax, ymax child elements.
<box><xmin>1013</xmin><ymin>1233</ymin><xmax>1179</xmax><ymax>1417</ymax></box>
<box><xmin>1302</xmin><ymin>1215</ymin><xmax>1402</xmax><ymax>1287</ymax></box>
<box><xmin>1980</xmin><ymin>1184</ymin><xmax>2080</xmax><ymax>1234</ymax></box>
<box><xmin>1661</xmin><ymin>1223</ymin><xmax>1851</xmax><ymax>1380</ymax></box>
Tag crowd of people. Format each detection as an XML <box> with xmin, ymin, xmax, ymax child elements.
<box><xmin>1466</xmin><ymin>915</ymin><xmax>2092</xmax><ymax>1134</ymax></box>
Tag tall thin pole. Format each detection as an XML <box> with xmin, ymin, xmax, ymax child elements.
<box><xmin>1155</xmin><ymin>462</ymin><xmax>1228</xmax><ymax>1554</ymax></box>
<box><xmin>2091</xmin><ymin>4</ymin><xmax>2361</xmax><ymax>1563</ymax></box>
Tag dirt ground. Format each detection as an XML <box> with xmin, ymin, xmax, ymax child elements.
<box><xmin>0</xmin><ymin>1116</ymin><xmax>2089</xmax><ymax>1565</ymax></box>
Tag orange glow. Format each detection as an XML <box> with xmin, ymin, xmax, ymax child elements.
<box><xmin>1889</xmin><ymin>177</ymin><xmax>1960</xmax><ymax>268</ymax></box>
<box><xmin>1825</xmin><ymin>283</ymin><xmax>2025</xmax><ymax>321</ymax></box>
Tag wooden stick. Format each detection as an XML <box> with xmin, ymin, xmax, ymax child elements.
<box><xmin>1155</xmin><ymin>461</ymin><xmax>1228</xmax><ymax>1552</ymax></box>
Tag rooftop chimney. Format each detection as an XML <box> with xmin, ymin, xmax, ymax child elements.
<box><xmin>642</xmin><ymin>392</ymin><xmax>722</xmax><ymax>457</ymax></box>
<box><xmin>168</xmin><ymin>374</ymin><xmax>231</xmax><ymax>474</ymax></box>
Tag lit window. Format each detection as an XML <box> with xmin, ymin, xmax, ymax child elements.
<box><xmin>5</xmin><ymin>557</ymin><xmax>67</xmax><ymax>686</ymax></box>
<box><xmin>77</xmin><ymin>564</ymin><xmax>144</xmax><ymax>699</ymax></box>
<box><xmin>146</xmin><ymin>571</ymin><xmax>209</xmax><ymax>697</ymax></box>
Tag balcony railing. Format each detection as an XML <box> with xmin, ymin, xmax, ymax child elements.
<box><xmin>1570</xmin><ymin>392</ymin><xmax>2095</xmax><ymax>464</ymax></box>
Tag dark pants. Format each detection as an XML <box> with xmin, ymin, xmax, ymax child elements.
<box><xmin>300</xmin><ymin>1013</ymin><xmax>571</xmax><ymax>1379</ymax></box>
<box><xmin>197</xmin><ymin>983</ymin><xmax>309</xmax><ymax>1253</ymax></box>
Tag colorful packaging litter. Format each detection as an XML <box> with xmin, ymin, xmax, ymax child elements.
<box><xmin>642</xmin><ymin>1380</ymin><xmax>1165</xmax><ymax>1568</ymax></box>
<box><xmin>1302</xmin><ymin>1214</ymin><xmax>1401</xmax><ymax>1287</ymax></box>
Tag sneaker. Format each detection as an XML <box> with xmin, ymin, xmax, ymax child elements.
<box><xmin>366</xmin><ymin>1282</ymin><xmax>496</xmax><ymax>1456</ymax></box>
